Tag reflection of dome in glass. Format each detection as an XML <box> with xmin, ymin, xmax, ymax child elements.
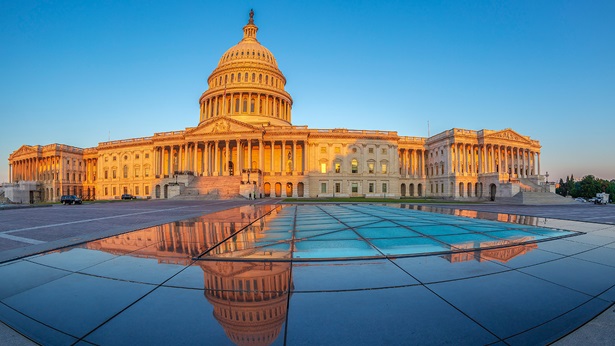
<box><xmin>199</xmin><ymin>10</ymin><xmax>293</xmax><ymax>127</ymax></box>
<box><xmin>200</xmin><ymin>261</ymin><xmax>291</xmax><ymax>346</ymax></box>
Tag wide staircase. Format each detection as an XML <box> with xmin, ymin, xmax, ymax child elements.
<box><xmin>498</xmin><ymin>191</ymin><xmax>576</xmax><ymax>205</ymax></box>
<box><xmin>518</xmin><ymin>177</ymin><xmax>549</xmax><ymax>192</ymax></box>
<box><xmin>175</xmin><ymin>176</ymin><xmax>243</xmax><ymax>200</ymax></box>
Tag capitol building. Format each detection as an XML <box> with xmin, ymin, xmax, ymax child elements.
<box><xmin>6</xmin><ymin>11</ymin><xmax>546</xmax><ymax>203</ymax></box>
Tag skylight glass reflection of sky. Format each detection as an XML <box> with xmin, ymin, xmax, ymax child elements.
<box><xmin>197</xmin><ymin>204</ymin><xmax>579</xmax><ymax>261</ymax></box>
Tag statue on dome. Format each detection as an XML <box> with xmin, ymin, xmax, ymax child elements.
<box><xmin>248</xmin><ymin>9</ymin><xmax>254</xmax><ymax>24</ymax></box>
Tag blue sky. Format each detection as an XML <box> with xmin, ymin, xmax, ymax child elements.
<box><xmin>1</xmin><ymin>0</ymin><xmax>614</xmax><ymax>183</ymax></box>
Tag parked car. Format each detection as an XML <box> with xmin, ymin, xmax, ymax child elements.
<box><xmin>60</xmin><ymin>195</ymin><xmax>82</xmax><ymax>205</ymax></box>
<box><xmin>574</xmin><ymin>197</ymin><xmax>586</xmax><ymax>203</ymax></box>
<box><xmin>121</xmin><ymin>194</ymin><xmax>134</xmax><ymax>200</ymax></box>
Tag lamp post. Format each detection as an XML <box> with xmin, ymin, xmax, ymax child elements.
<box><xmin>545</xmin><ymin>171</ymin><xmax>549</xmax><ymax>184</ymax></box>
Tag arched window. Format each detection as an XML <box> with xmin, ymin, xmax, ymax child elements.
<box><xmin>259</xmin><ymin>74</ymin><xmax>262</xmax><ymax>83</ymax></box>
<box><xmin>238</xmin><ymin>73</ymin><xmax>241</xmax><ymax>82</ymax></box>
<box><xmin>244</xmin><ymin>72</ymin><xmax>248</xmax><ymax>80</ymax></box>
<box><xmin>265</xmin><ymin>75</ymin><xmax>268</xmax><ymax>84</ymax></box>
<box><xmin>123</xmin><ymin>165</ymin><xmax>128</xmax><ymax>178</ymax></box>
<box><xmin>351</xmin><ymin>159</ymin><xmax>358</xmax><ymax>173</ymax></box>
<box><xmin>231</xmin><ymin>74</ymin><xmax>234</xmax><ymax>82</ymax></box>
<box><xmin>250</xmin><ymin>99</ymin><xmax>255</xmax><ymax>113</ymax></box>
<box><xmin>252</xmin><ymin>73</ymin><xmax>255</xmax><ymax>82</ymax></box>
<box><xmin>235</xmin><ymin>98</ymin><xmax>240</xmax><ymax>113</ymax></box>
<box><xmin>242</xmin><ymin>99</ymin><xmax>247</xmax><ymax>112</ymax></box>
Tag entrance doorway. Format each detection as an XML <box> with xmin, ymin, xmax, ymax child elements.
<box><xmin>490</xmin><ymin>184</ymin><xmax>497</xmax><ymax>201</ymax></box>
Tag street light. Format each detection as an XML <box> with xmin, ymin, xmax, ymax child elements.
<box><xmin>545</xmin><ymin>171</ymin><xmax>549</xmax><ymax>184</ymax></box>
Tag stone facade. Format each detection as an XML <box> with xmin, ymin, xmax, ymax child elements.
<box><xmin>6</xmin><ymin>11</ymin><xmax>545</xmax><ymax>203</ymax></box>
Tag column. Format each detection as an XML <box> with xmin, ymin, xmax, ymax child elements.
<box><xmin>455</xmin><ymin>144</ymin><xmax>460</xmax><ymax>173</ymax></box>
<box><xmin>259</xmin><ymin>139</ymin><xmax>264</xmax><ymax>172</ymax></box>
<box><xmin>214</xmin><ymin>141</ymin><xmax>219</xmax><ymax>175</ymax></box>
<box><xmin>193</xmin><ymin>142</ymin><xmax>198</xmax><ymax>174</ymax></box>
<box><xmin>478</xmin><ymin>144</ymin><xmax>486</xmax><ymax>174</ymax></box>
<box><xmin>292</xmin><ymin>140</ymin><xmax>297</xmax><ymax>173</ymax></box>
<box><xmin>537</xmin><ymin>153</ymin><xmax>541</xmax><ymax>175</ymax></box>
<box><xmin>280</xmin><ymin>141</ymin><xmax>284</xmax><ymax>172</ymax></box>
<box><xmin>420</xmin><ymin>150</ymin><xmax>425</xmax><ymax>177</ymax></box>
<box><xmin>167</xmin><ymin>147</ymin><xmax>172</xmax><ymax>176</ymax></box>
<box><xmin>178</xmin><ymin>145</ymin><xmax>183</xmax><ymax>174</ymax></box>
<box><xmin>225</xmin><ymin>140</ymin><xmax>230</xmax><ymax>175</ymax></box>
<box><xmin>463</xmin><ymin>144</ymin><xmax>469</xmax><ymax>174</ymax></box>
<box><xmin>237</xmin><ymin>140</ymin><xmax>242</xmax><ymax>172</ymax></box>
<box><xmin>204</xmin><ymin>142</ymin><xmax>210</xmax><ymax>176</ymax></box>
<box><xmin>504</xmin><ymin>147</ymin><xmax>509</xmax><ymax>175</ymax></box>
<box><xmin>515</xmin><ymin>147</ymin><xmax>520</xmax><ymax>176</ymax></box>
<box><xmin>248</xmin><ymin>140</ymin><xmax>252</xmax><ymax>170</ymax></box>
<box><xmin>412</xmin><ymin>150</ymin><xmax>417</xmax><ymax>177</ymax></box>
<box><xmin>270</xmin><ymin>141</ymin><xmax>275</xmax><ymax>173</ymax></box>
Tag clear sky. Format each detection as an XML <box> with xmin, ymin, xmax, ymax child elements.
<box><xmin>1</xmin><ymin>0</ymin><xmax>614</xmax><ymax>184</ymax></box>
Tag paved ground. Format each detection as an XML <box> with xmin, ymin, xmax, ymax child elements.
<box><xmin>0</xmin><ymin>200</ymin><xmax>613</xmax><ymax>345</ymax></box>
<box><xmin>0</xmin><ymin>199</ymin><xmax>275</xmax><ymax>264</ymax></box>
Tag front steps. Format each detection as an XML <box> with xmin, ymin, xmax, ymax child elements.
<box><xmin>176</xmin><ymin>175</ymin><xmax>243</xmax><ymax>200</ymax></box>
<box><xmin>496</xmin><ymin>191</ymin><xmax>576</xmax><ymax>205</ymax></box>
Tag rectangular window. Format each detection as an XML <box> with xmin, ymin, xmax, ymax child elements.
<box><xmin>369</xmin><ymin>183</ymin><xmax>374</xmax><ymax>193</ymax></box>
<box><xmin>113</xmin><ymin>187</ymin><xmax>117</xmax><ymax>195</ymax></box>
<box><xmin>112</xmin><ymin>170</ymin><xmax>116</xmax><ymax>179</ymax></box>
<box><xmin>104</xmin><ymin>171</ymin><xmax>108</xmax><ymax>179</ymax></box>
<box><xmin>335</xmin><ymin>183</ymin><xmax>341</xmax><ymax>193</ymax></box>
<box><xmin>145</xmin><ymin>153</ymin><xmax>149</xmax><ymax>159</ymax></box>
<box><xmin>351</xmin><ymin>183</ymin><xmax>358</xmax><ymax>193</ymax></box>
<box><xmin>145</xmin><ymin>186</ymin><xmax>150</xmax><ymax>195</ymax></box>
<box><xmin>123</xmin><ymin>187</ymin><xmax>128</xmax><ymax>194</ymax></box>
<box><xmin>320</xmin><ymin>163</ymin><xmax>327</xmax><ymax>173</ymax></box>
<box><xmin>135</xmin><ymin>154</ymin><xmax>140</xmax><ymax>159</ymax></box>
<box><xmin>135</xmin><ymin>169</ymin><xmax>140</xmax><ymax>178</ymax></box>
<box><xmin>135</xmin><ymin>186</ymin><xmax>140</xmax><ymax>195</ymax></box>
<box><xmin>368</xmin><ymin>148</ymin><xmax>374</xmax><ymax>154</ymax></box>
<box><xmin>104</xmin><ymin>187</ymin><xmax>108</xmax><ymax>195</ymax></box>
<box><xmin>381</xmin><ymin>163</ymin><xmax>387</xmax><ymax>174</ymax></box>
<box><xmin>368</xmin><ymin>163</ymin><xmax>374</xmax><ymax>174</ymax></box>
<box><xmin>321</xmin><ymin>183</ymin><xmax>327</xmax><ymax>193</ymax></box>
<box><xmin>335</xmin><ymin>163</ymin><xmax>341</xmax><ymax>173</ymax></box>
<box><xmin>144</xmin><ymin>168</ymin><xmax>150</xmax><ymax>177</ymax></box>
<box><xmin>382</xmin><ymin>183</ymin><xmax>388</xmax><ymax>193</ymax></box>
<box><xmin>382</xmin><ymin>148</ymin><xmax>388</xmax><ymax>154</ymax></box>
<box><xmin>320</xmin><ymin>147</ymin><xmax>326</xmax><ymax>154</ymax></box>
<box><xmin>334</xmin><ymin>147</ymin><xmax>341</xmax><ymax>154</ymax></box>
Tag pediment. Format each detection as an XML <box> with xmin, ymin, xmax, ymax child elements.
<box><xmin>187</xmin><ymin>116</ymin><xmax>263</xmax><ymax>136</ymax></box>
<box><xmin>484</xmin><ymin>129</ymin><xmax>532</xmax><ymax>144</ymax></box>
<box><xmin>10</xmin><ymin>145</ymin><xmax>38</xmax><ymax>159</ymax></box>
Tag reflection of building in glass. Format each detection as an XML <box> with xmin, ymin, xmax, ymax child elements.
<box><xmin>445</xmin><ymin>237</ymin><xmax>537</xmax><ymax>263</ymax></box>
<box><xmin>85</xmin><ymin>205</ymin><xmax>274</xmax><ymax>263</ymax></box>
<box><xmin>200</xmin><ymin>261</ymin><xmax>291</xmax><ymax>346</ymax></box>
<box><xmin>402</xmin><ymin>204</ymin><xmax>547</xmax><ymax>227</ymax></box>
<box><xmin>82</xmin><ymin>205</ymin><xmax>289</xmax><ymax>346</ymax></box>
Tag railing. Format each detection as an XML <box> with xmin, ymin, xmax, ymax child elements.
<box><xmin>314</xmin><ymin>128</ymin><xmax>397</xmax><ymax>136</ymax></box>
<box><xmin>99</xmin><ymin>137</ymin><xmax>153</xmax><ymax>147</ymax></box>
<box><xmin>241</xmin><ymin>169</ymin><xmax>262</xmax><ymax>174</ymax></box>
<box><xmin>154</xmin><ymin>130</ymin><xmax>185</xmax><ymax>137</ymax></box>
